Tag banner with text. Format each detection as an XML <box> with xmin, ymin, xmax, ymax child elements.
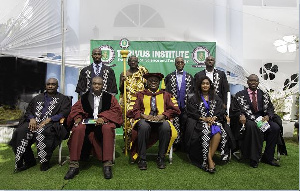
<box><xmin>90</xmin><ymin>40</ymin><xmax>216</xmax><ymax>89</ymax></box>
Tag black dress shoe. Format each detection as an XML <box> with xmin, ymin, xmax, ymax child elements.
<box><xmin>138</xmin><ymin>160</ymin><xmax>147</xmax><ymax>170</ymax></box>
<box><xmin>14</xmin><ymin>161</ymin><xmax>37</xmax><ymax>173</ymax></box>
<box><xmin>261</xmin><ymin>158</ymin><xmax>280</xmax><ymax>167</ymax></box>
<box><xmin>157</xmin><ymin>157</ymin><xmax>166</xmax><ymax>169</ymax></box>
<box><xmin>250</xmin><ymin>160</ymin><xmax>258</xmax><ymax>168</ymax></box>
<box><xmin>40</xmin><ymin>162</ymin><xmax>50</xmax><ymax>171</ymax></box>
<box><xmin>103</xmin><ymin>166</ymin><xmax>112</xmax><ymax>179</ymax></box>
<box><xmin>64</xmin><ymin>167</ymin><xmax>79</xmax><ymax>180</ymax></box>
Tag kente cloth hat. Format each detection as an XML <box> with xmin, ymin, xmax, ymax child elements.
<box><xmin>143</xmin><ymin>73</ymin><xmax>164</xmax><ymax>81</ymax></box>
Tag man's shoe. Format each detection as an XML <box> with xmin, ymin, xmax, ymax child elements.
<box><xmin>14</xmin><ymin>161</ymin><xmax>37</xmax><ymax>173</ymax></box>
<box><xmin>250</xmin><ymin>160</ymin><xmax>258</xmax><ymax>168</ymax></box>
<box><xmin>157</xmin><ymin>157</ymin><xmax>166</xmax><ymax>169</ymax></box>
<box><xmin>261</xmin><ymin>158</ymin><xmax>280</xmax><ymax>167</ymax></box>
<box><xmin>138</xmin><ymin>160</ymin><xmax>147</xmax><ymax>170</ymax></box>
<box><xmin>40</xmin><ymin>162</ymin><xmax>50</xmax><ymax>171</ymax></box>
<box><xmin>103</xmin><ymin>166</ymin><xmax>112</xmax><ymax>179</ymax></box>
<box><xmin>64</xmin><ymin>167</ymin><xmax>79</xmax><ymax>180</ymax></box>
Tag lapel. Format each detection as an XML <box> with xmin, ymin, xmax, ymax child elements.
<box><xmin>88</xmin><ymin>64</ymin><xmax>96</xmax><ymax>78</ymax></box>
<box><xmin>81</xmin><ymin>91</ymin><xmax>93</xmax><ymax>117</ymax></box>
<box><xmin>99</xmin><ymin>63</ymin><xmax>107</xmax><ymax>77</ymax></box>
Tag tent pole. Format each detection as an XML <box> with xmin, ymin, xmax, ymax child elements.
<box><xmin>60</xmin><ymin>0</ymin><xmax>65</xmax><ymax>94</ymax></box>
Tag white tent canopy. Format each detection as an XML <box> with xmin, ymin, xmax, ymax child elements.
<box><xmin>0</xmin><ymin>0</ymin><xmax>299</xmax><ymax>94</ymax></box>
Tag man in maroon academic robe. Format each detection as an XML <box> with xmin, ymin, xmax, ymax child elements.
<box><xmin>64</xmin><ymin>77</ymin><xmax>123</xmax><ymax>180</ymax></box>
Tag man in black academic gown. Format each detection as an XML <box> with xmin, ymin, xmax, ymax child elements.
<box><xmin>10</xmin><ymin>78</ymin><xmax>71</xmax><ymax>172</ymax></box>
<box><xmin>164</xmin><ymin>57</ymin><xmax>194</xmax><ymax>149</ymax></box>
<box><xmin>75</xmin><ymin>48</ymin><xmax>118</xmax><ymax>96</ymax></box>
<box><xmin>194</xmin><ymin>56</ymin><xmax>229</xmax><ymax>109</ymax></box>
<box><xmin>230</xmin><ymin>74</ymin><xmax>281</xmax><ymax>168</ymax></box>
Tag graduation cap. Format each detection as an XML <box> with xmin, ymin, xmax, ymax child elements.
<box><xmin>143</xmin><ymin>73</ymin><xmax>164</xmax><ymax>81</ymax></box>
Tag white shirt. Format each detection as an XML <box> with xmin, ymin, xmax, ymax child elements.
<box><xmin>176</xmin><ymin>70</ymin><xmax>183</xmax><ymax>90</ymax></box>
<box><xmin>93</xmin><ymin>94</ymin><xmax>101</xmax><ymax>119</ymax></box>
<box><xmin>205</xmin><ymin>69</ymin><xmax>214</xmax><ymax>82</ymax></box>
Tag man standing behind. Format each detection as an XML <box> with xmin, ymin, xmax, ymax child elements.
<box><xmin>75</xmin><ymin>48</ymin><xmax>118</xmax><ymax>96</ymax></box>
<box><xmin>119</xmin><ymin>55</ymin><xmax>148</xmax><ymax>152</ymax></box>
<box><xmin>10</xmin><ymin>78</ymin><xmax>71</xmax><ymax>172</ymax></box>
<box><xmin>127</xmin><ymin>73</ymin><xmax>181</xmax><ymax>170</ymax></box>
<box><xmin>194</xmin><ymin>56</ymin><xmax>229</xmax><ymax>108</ymax></box>
<box><xmin>64</xmin><ymin>77</ymin><xmax>123</xmax><ymax>180</ymax></box>
<box><xmin>164</xmin><ymin>57</ymin><xmax>194</xmax><ymax>149</ymax></box>
<box><xmin>230</xmin><ymin>74</ymin><xmax>280</xmax><ymax>168</ymax></box>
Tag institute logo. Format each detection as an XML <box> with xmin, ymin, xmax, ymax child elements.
<box><xmin>99</xmin><ymin>45</ymin><xmax>115</xmax><ymax>66</ymax></box>
<box><xmin>192</xmin><ymin>46</ymin><xmax>210</xmax><ymax>67</ymax></box>
<box><xmin>119</xmin><ymin>38</ymin><xmax>130</xmax><ymax>49</ymax></box>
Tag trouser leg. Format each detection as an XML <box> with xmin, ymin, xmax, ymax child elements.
<box><xmin>93</xmin><ymin>124</ymin><xmax>115</xmax><ymax>161</ymax></box>
<box><xmin>263</xmin><ymin>121</ymin><xmax>280</xmax><ymax>161</ymax></box>
<box><xmin>68</xmin><ymin>124</ymin><xmax>86</xmax><ymax>161</ymax></box>
<box><xmin>158</xmin><ymin>121</ymin><xmax>171</xmax><ymax>158</ymax></box>
<box><xmin>136</xmin><ymin>119</ymin><xmax>151</xmax><ymax>160</ymax></box>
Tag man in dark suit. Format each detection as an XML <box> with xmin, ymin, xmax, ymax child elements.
<box><xmin>164</xmin><ymin>57</ymin><xmax>194</xmax><ymax>149</ymax></box>
<box><xmin>194</xmin><ymin>56</ymin><xmax>229</xmax><ymax>109</ymax></box>
<box><xmin>75</xmin><ymin>48</ymin><xmax>118</xmax><ymax>96</ymax></box>
<box><xmin>230</xmin><ymin>74</ymin><xmax>281</xmax><ymax>168</ymax></box>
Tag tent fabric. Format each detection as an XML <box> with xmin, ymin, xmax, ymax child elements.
<box><xmin>0</xmin><ymin>0</ymin><xmax>298</xmax><ymax>96</ymax></box>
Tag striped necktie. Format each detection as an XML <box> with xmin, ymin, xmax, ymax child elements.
<box><xmin>95</xmin><ymin>64</ymin><xmax>100</xmax><ymax>76</ymax></box>
<box><xmin>149</xmin><ymin>96</ymin><xmax>157</xmax><ymax>116</ymax></box>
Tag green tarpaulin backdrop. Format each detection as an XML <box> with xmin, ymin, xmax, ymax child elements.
<box><xmin>90</xmin><ymin>40</ymin><xmax>216</xmax><ymax>134</ymax></box>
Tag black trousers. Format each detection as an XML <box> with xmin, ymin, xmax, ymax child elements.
<box><xmin>11</xmin><ymin>122</ymin><xmax>59</xmax><ymax>168</ymax></box>
<box><xmin>135</xmin><ymin>119</ymin><xmax>171</xmax><ymax>160</ymax></box>
<box><xmin>263</xmin><ymin>120</ymin><xmax>281</xmax><ymax>161</ymax></box>
<box><xmin>241</xmin><ymin>120</ymin><xmax>280</xmax><ymax>162</ymax></box>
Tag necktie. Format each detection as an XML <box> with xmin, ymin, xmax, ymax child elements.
<box><xmin>150</xmin><ymin>96</ymin><xmax>157</xmax><ymax>116</ymax></box>
<box><xmin>251</xmin><ymin>91</ymin><xmax>258</xmax><ymax>112</ymax></box>
<box><xmin>95</xmin><ymin>64</ymin><xmax>100</xmax><ymax>76</ymax></box>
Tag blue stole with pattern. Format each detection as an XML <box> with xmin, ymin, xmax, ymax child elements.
<box><xmin>177</xmin><ymin>71</ymin><xmax>186</xmax><ymax>109</ymax></box>
<box><xmin>201</xmin><ymin>95</ymin><xmax>221</xmax><ymax>137</ymax></box>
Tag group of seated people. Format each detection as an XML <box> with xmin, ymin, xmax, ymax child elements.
<box><xmin>9</xmin><ymin>50</ymin><xmax>286</xmax><ymax>181</ymax></box>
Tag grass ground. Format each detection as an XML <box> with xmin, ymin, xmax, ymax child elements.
<box><xmin>0</xmin><ymin>136</ymin><xmax>298</xmax><ymax>190</ymax></box>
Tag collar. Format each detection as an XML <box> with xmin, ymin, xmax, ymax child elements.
<box><xmin>92</xmin><ymin>91</ymin><xmax>102</xmax><ymax>97</ymax></box>
<box><xmin>205</xmin><ymin>69</ymin><xmax>214</xmax><ymax>74</ymax></box>
<box><xmin>93</xmin><ymin>62</ymin><xmax>102</xmax><ymax>66</ymax></box>
<box><xmin>176</xmin><ymin>70</ymin><xmax>184</xmax><ymax>75</ymax></box>
<box><xmin>247</xmin><ymin>88</ymin><xmax>257</xmax><ymax>94</ymax></box>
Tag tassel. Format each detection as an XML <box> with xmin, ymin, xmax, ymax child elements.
<box><xmin>161</xmin><ymin>78</ymin><xmax>166</xmax><ymax>90</ymax></box>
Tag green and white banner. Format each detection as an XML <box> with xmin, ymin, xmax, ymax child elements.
<box><xmin>91</xmin><ymin>40</ymin><xmax>216</xmax><ymax>135</ymax></box>
<box><xmin>91</xmin><ymin>40</ymin><xmax>216</xmax><ymax>81</ymax></box>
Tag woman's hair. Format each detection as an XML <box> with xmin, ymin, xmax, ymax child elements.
<box><xmin>195</xmin><ymin>76</ymin><xmax>215</xmax><ymax>102</ymax></box>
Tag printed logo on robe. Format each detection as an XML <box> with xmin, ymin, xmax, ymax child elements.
<box><xmin>99</xmin><ymin>45</ymin><xmax>115</xmax><ymax>67</ymax></box>
<box><xmin>192</xmin><ymin>46</ymin><xmax>210</xmax><ymax>67</ymax></box>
